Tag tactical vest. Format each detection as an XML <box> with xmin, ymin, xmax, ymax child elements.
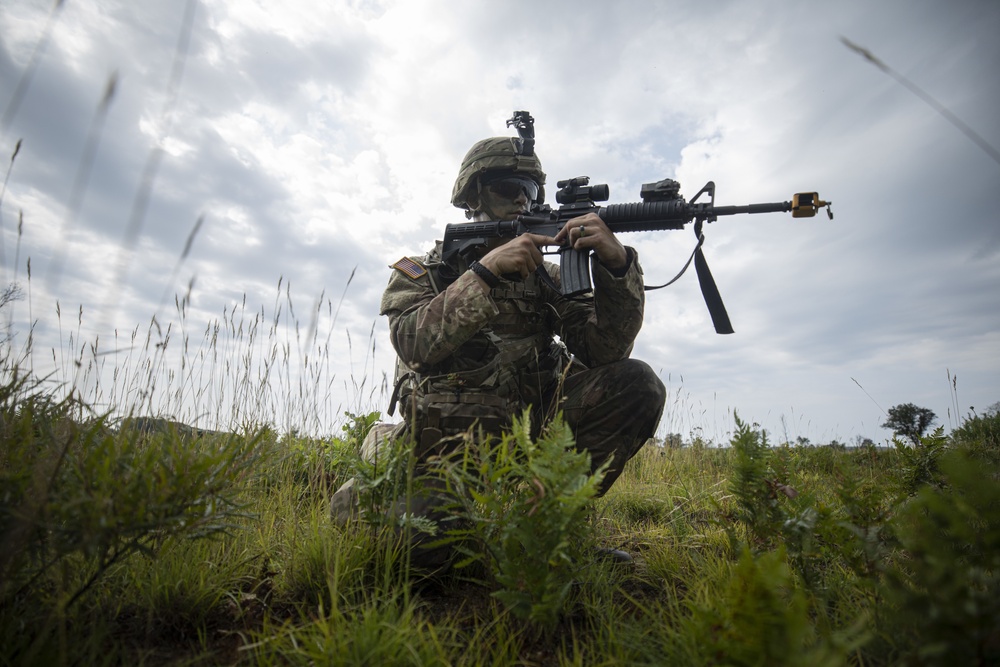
<box><xmin>390</xmin><ymin>249</ymin><xmax>568</xmax><ymax>458</ymax></box>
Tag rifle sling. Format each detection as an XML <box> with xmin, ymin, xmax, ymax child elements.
<box><xmin>644</xmin><ymin>219</ymin><xmax>734</xmax><ymax>335</ymax></box>
<box><xmin>694</xmin><ymin>242</ymin><xmax>734</xmax><ymax>335</ymax></box>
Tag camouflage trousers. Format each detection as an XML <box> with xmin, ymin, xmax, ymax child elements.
<box><xmin>538</xmin><ymin>358</ymin><xmax>666</xmax><ymax>495</ymax></box>
<box><xmin>330</xmin><ymin>358</ymin><xmax>665</xmax><ymax>569</ymax></box>
<box><xmin>350</xmin><ymin>358</ymin><xmax>666</xmax><ymax>494</ymax></box>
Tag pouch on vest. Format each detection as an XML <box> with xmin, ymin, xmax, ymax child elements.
<box><xmin>409</xmin><ymin>353</ymin><xmax>518</xmax><ymax>458</ymax></box>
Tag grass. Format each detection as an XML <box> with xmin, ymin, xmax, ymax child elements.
<box><xmin>2</xmin><ymin>329</ymin><xmax>998</xmax><ymax>666</ymax></box>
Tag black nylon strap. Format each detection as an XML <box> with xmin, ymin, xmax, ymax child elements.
<box><xmin>644</xmin><ymin>219</ymin><xmax>734</xmax><ymax>334</ymax></box>
<box><xmin>694</xmin><ymin>246</ymin><xmax>734</xmax><ymax>334</ymax></box>
<box><xmin>643</xmin><ymin>238</ymin><xmax>702</xmax><ymax>291</ymax></box>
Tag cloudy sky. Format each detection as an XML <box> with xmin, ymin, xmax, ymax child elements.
<box><xmin>1</xmin><ymin>0</ymin><xmax>997</xmax><ymax>443</ymax></box>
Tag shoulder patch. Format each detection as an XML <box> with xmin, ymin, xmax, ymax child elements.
<box><xmin>390</xmin><ymin>256</ymin><xmax>427</xmax><ymax>280</ymax></box>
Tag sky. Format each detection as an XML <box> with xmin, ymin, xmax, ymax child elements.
<box><xmin>0</xmin><ymin>0</ymin><xmax>997</xmax><ymax>444</ymax></box>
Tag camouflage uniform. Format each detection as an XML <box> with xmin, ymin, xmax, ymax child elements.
<box><xmin>382</xmin><ymin>239</ymin><xmax>665</xmax><ymax>495</ymax></box>
<box><xmin>331</xmin><ymin>133</ymin><xmax>666</xmax><ymax>568</ymax></box>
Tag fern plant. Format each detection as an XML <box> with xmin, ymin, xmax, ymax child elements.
<box><xmin>893</xmin><ymin>426</ymin><xmax>948</xmax><ymax>498</ymax></box>
<box><xmin>728</xmin><ymin>414</ymin><xmax>787</xmax><ymax>547</ymax></box>
<box><xmin>683</xmin><ymin>547</ymin><xmax>867</xmax><ymax>666</ymax></box>
<box><xmin>433</xmin><ymin>411</ymin><xmax>606</xmax><ymax>631</ymax></box>
<box><xmin>882</xmin><ymin>448</ymin><xmax>1000</xmax><ymax>665</ymax></box>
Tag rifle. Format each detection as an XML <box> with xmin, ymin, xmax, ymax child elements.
<box><xmin>441</xmin><ymin>176</ymin><xmax>833</xmax><ymax>334</ymax></box>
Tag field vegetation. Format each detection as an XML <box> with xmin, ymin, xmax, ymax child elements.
<box><xmin>2</xmin><ymin>314</ymin><xmax>998</xmax><ymax>666</ymax></box>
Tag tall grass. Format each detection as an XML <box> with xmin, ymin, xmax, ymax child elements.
<box><xmin>2</xmin><ymin>268</ymin><xmax>387</xmax><ymax>439</ymax></box>
<box><xmin>2</xmin><ymin>325</ymin><xmax>999</xmax><ymax>665</ymax></box>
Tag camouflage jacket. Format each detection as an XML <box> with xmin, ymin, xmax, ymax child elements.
<box><xmin>381</xmin><ymin>241</ymin><xmax>647</xmax><ymax>440</ymax></box>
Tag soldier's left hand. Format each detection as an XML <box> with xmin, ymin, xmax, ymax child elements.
<box><xmin>554</xmin><ymin>212</ymin><xmax>628</xmax><ymax>270</ymax></box>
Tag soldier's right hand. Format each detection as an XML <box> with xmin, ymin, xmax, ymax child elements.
<box><xmin>478</xmin><ymin>233</ymin><xmax>556</xmax><ymax>281</ymax></box>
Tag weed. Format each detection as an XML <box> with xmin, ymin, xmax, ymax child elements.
<box><xmin>0</xmin><ymin>364</ymin><xmax>265</xmax><ymax>663</ymax></box>
<box><xmin>893</xmin><ymin>427</ymin><xmax>948</xmax><ymax>497</ymax></box>
<box><xmin>682</xmin><ymin>548</ymin><xmax>866</xmax><ymax>666</ymax></box>
<box><xmin>250</xmin><ymin>595</ymin><xmax>454</xmax><ymax>666</ymax></box>
<box><xmin>728</xmin><ymin>413</ymin><xmax>786</xmax><ymax>547</ymax></box>
<box><xmin>883</xmin><ymin>448</ymin><xmax>1000</xmax><ymax>665</ymax></box>
<box><xmin>431</xmin><ymin>411</ymin><xmax>606</xmax><ymax>632</ymax></box>
<box><xmin>951</xmin><ymin>407</ymin><xmax>1000</xmax><ymax>466</ymax></box>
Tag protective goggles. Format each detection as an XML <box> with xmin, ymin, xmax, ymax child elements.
<box><xmin>481</xmin><ymin>174</ymin><xmax>540</xmax><ymax>202</ymax></box>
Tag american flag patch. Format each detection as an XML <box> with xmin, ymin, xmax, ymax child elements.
<box><xmin>390</xmin><ymin>256</ymin><xmax>427</xmax><ymax>280</ymax></box>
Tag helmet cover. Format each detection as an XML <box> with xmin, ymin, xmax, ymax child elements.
<box><xmin>451</xmin><ymin>136</ymin><xmax>546</xmax><ymax>210</ymax></box>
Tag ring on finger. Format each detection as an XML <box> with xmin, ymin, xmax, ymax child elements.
<box><xmin>579</xmin><ymin>225</ymin><xmax>587</xmax><ymax>237</ymax></box>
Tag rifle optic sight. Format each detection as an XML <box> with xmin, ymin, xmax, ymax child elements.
<box><xmin>556</xmin><ymin>176</ymin><xmax>610</xmax><ymax>205</ymax></box>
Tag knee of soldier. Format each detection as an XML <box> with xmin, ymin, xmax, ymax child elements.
<box><xmin>620</xmin><ymin>358</ymin><xmax>666</xmax><ymax>407</ymax></box>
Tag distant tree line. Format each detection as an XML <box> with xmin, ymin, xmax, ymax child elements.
<box><xmin>647</xmin><ymin>399</ymin><xmax>1000</xmax><ymax>450</ymax></box>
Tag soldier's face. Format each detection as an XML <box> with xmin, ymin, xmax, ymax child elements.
<box><xmin>477</xmin><ymin>181</ymin><xmax>531</xmax><ymax>221</ymax></box>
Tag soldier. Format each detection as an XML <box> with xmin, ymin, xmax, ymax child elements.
<box><xmin>332</xmin><ymin>133</ymin><xmax>666</xmax><ymax>566</ymax></box>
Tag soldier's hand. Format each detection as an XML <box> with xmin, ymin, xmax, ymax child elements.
<box><xmin>478</xmin><ymin>233</ymin><xmax>556</xmax><ymax>281</ymax></box>
<box><xmin>554</xmin><ymin>212</ymin><xmax>628</xmax><ymax>270</ymax></box>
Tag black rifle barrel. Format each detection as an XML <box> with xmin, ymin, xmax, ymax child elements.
<box><xmin>598</xmin><ymin>200</ymin><xmax>793</xmax><ymax>233</ymax></box>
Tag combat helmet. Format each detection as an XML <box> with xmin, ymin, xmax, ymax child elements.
<box><xmin>451</xmin><ymin>136</ymin><xmax>546</xmax><ymax>211</ymax></box>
